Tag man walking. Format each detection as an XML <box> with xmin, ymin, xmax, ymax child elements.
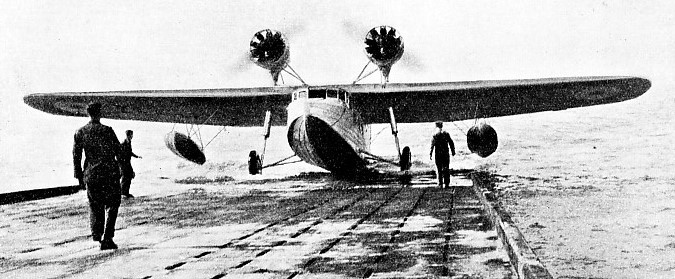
<box><xmin>120</xmin><ymin>130</ymin><xmax>141</xmax><ymax>198</ymax></box>
<box><xmin>429</xmin><ymin>121</ymin><xmax>456</xmax><ymax>188</ymax></box>
<box><xmin>73</xmin><ymin>102</ymin><xmax>122</xmax><ymax>250</ymax></box>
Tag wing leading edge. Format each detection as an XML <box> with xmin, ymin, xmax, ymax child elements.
<box><xmin>344</xmin><ymin>76</ymin><xmax>651</xmax><ymax>124</ymax></box>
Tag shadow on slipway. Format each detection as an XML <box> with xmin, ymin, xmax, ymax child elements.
<box><xmin>235</xmin><ymin>168</ymin><xmax>476</xmax><ymax>188</ymax></box>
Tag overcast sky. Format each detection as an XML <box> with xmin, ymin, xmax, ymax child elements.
<box><xmin>1</xmin><ymin>0</ymin><xmax>673</xmax><ymax>147</ymax></box>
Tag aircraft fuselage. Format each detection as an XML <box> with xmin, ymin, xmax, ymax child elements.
<box><xmin>286</xmin><ymin>88</ymin><xmax>371</xmax><ymax>173</ymax></box>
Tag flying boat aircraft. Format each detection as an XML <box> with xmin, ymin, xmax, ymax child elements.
<box><xmin>23</xmin><ymin>26</ymin><xmax>651</xmax><ymax>175</ymax></box>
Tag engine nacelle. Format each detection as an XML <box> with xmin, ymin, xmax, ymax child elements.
<box><xmin>467</xmin><ymin>123</ymin><xmax>498</xmax><ymax>158</ymax></box>
<box><xmin>364</xmin><ymin>26</ymin><xmax>404</xmax><ymax>68</ymax></box>
<box><xmin>250</xmin><ymin>29</ymin><xmax>290</xmax><ymax>83</ymax></box>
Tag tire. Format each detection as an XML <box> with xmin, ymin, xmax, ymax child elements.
<box><xmin>400</xmin><ymin>146</ymin><xmax>411</xmax><ymax>171</ymax></box>
<box><xmin>248</xmin><ymin>150</ymin><xmax>261</xmax><ymax>175</ymax></box>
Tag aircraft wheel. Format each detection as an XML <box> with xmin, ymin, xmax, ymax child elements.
<box><xmin>400</xmin><ymin>146</ymin><xmax>411</xmax><ymax>171</ymax></box>
<box><xmin>248</xmin><ymin>150</ymin><xmax>261</xmax><ymax>175</ymax></box>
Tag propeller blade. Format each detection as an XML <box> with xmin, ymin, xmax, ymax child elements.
<box><xmin>255</xmin><ymin>32</ymin><xmax>264</xmax><ymax>42</ymax></box>
<box><xmin>387</xmin><ymin>27</ymin><xmax>396</xmax><ymax>38</ymax></box>
<box><xmin>368</xmin><ymin>29</ymin><xmax>378</xmax><ymax>41</ymax></box>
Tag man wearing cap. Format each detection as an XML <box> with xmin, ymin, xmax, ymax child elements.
<box><xmin>429</xmin><ymin>121</ymin><xmax>456</xmax><ymax>188</ymax></box>
<box><xmin>120</xmin><ymin>130</ymin><xmax>141</xmax><ymax>199</ymax></box>
<box><xmin>73</xmin><ymin>102</ymin><xmax>122</xmax><ymax>250</ymax></box>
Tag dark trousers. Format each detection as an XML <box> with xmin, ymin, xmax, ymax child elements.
<box><xmin>435</xmin><ymin>153</ymin><xmax>450</xmax><ymax>187</ymax></box>
<box><xmin>86</xmin><ymin>179</ymin><xmax>121</xmax><ymax>241</ymax></box>
<box><xmin>120</xmin><ymin>163</ymin><xmax>134</xmax><ymax>195</ymax></box>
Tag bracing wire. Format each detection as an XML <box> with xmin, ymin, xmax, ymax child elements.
<box><xmin>369</xmin><ymin>125</ymin><xmax>389</xmax><ymax>144</ymax></box>
<box><xmin>456</xmin><ymin>119</ymin><xmax>471</xmax><ymax>131</ymax></box>
<box><xmin>204</xmin><ymin>127</ymin><xmax>227</xmax><ymax>148</ymax></box>
<box><xmin>196</xmin><ymin>126</ymin><xmax>204</xmax><ymax>149</ymax></box>
<box><xmin>183</xmin><ymin>123</ymin><xmax>202</xmax><ymax>148</ymax></box>
<box><xmin>194</xmin><ymin>109</ymin><xmax>222</xmax><ymax>149</ymax></box>
<box><xmin>444</xmin><ymin>112</ymin><xmax>469</xmax><ymax>137</ymax></box>
<box><xmin>451</xmin><ymin>121</ymin><xmax>467</xmax><ymax>136</ymax></box>
<box><xmin>287</xmin><ymin>65</ymin><xmax>304</xmax><ymax>81</ymax></box>
<box><xmin>167</xmin><ymin>109</ymin><xmax>225</xmax><ymax>152</ymax></box>
<box><xmin>285</xmin><ymin>65</ymin><xmax>306</xmax><ymax>85</ymax></box>
<box><xmin>282</xmin><ymin>68</ymin><xmax>297</xmax><ymax>81</ymax></box>
<box><xmin>188</xmin><ymin>124</ymin><xmax>201</xmax><ymax>143</ymax></box>
<box><xmin>353</xmin><ymin>68</ymin><xmax>379</xmax><ymax>84</ymax></box>
<box><xmin>353</xmin><ymin>61</ymin><xmax>372</xmax><ymax>84</ymax></box>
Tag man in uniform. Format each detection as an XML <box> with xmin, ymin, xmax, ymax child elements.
<box><xmin>429</xmin><ymin>121</ymin><xmax>456</xmax><ymax>188</ymax></box>
<box><xmin>120</xmin><ymin>130</ymin><xmax>141</xmax><ymax>198</ymax></box>
<box><xmin>73</xmin><ymin>102</ymin><xmax>122</xmax><ymax>250</ymax></box>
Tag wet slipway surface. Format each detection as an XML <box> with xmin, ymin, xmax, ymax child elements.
<box><xmin>0</xmin><ymin>173</ymin><xmax>513</xmax><ymax>279</ymax></box>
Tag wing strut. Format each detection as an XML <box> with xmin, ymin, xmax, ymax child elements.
<box><xmin>360</xmin><ymin>150</ymin><xmax>399</xmax><ymax>166</ymax></box>
<box><xmin>262</xmin><ymin>154</ymin><xmax>302</xmax><ymax>169</ymax></box>
<box><xmin>282</xmin><ymin>65</ymin><xmax>307</xmax><ymax>85</ymax></box>
<box><xmin>248</xmin><ymin>110</ymin><xmax>272</xmax><ymax>175</ymax></box>
<box><xmin>260</xmin><ymin>111</ymin><xmax>272</xmax><ymax>167</ymax></box>
<box><xmin>388</xmin><ymin>107</ymin><xmax>411</xmax><ymax>171</ymax></box>
<box><xmin>353</xmin><ymin>61</ymin><xmax>379</xmax><ymax>84</ymax></box>
<box><xmin>249</xmin><ymin>110</ymin><xmax>303</xmax><ymax>174</ymax></box>
<box><xmin>388</xmin><ymin>107</ymin><xmax>402</xmax><ymax>159</ymax></box>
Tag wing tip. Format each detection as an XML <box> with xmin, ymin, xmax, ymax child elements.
<box><xmin>23</xmin><ymin>93</ymin><xmax>87</xmax><ymax>117</ymax></box>
<box><xmin>23</xmin><ymin>93</ymin><xmax>41</xmax><ymax>110</ymax></box>
<box><xmin>622</xmin><ymin>76</ymin><xmax>651</xmax><ymax>99</ymax></box>
<box><xmin>636</xmin><ymin>76</ymin><xmax>651</xmax><ymax>94</ymax></box>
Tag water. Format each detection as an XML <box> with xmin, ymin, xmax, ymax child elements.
<box><xmin>488</xmin><ymin>93</ymin><xmax>675</xmax><ymax>278</ymax></box>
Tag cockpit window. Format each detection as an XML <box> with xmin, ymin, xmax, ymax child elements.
<box><xmin>292</xmin><ymin>89</ymin><xmax>308</xmax><ymax>100</ymax></box>
<box><xmin>308</xmin><ymin>89</ymin><xmax>325</xmax><ymax>99</ymax></box>
<box><xmin>304</xmin><ymin>88</ymin><xmax>350</xmax><ymax>106</ymax></box>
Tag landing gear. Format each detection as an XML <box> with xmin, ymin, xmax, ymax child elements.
<box><xmin>249</xmin><ymin>110</ymin><xmax>302</xmax><ymax>175</ymax></box>
<box><xmin>389</xmin><ymin>107</ymin><xmax>411</xmax><ymax>171</ymax></box>
<box><xmin>248</xmin><ymin>150</ymin><xmax>262</xmax><ymax>175</ymax></box>
<box><xmin>400</xmin><ymin>146</ymin><xmax>411</xmax><ymax>171</ymax></box>
<box><xmin>248</xmin><ymin>111</ymin><xmax>272</xmax><ymax>175</ymax></box>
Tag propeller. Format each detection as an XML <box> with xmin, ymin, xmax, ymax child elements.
<box><xmin>364</xmin><ymin>25</ymin><xmax>404</xmax><ymax>66</ymax></box>
<box><xmin>342</xmin><ymin>20</ymin><xmax>424</xmax><ymax>71</ymax></box>
<box><xmin>249</xmin><ymin>29</ymin><xmax>288</xmax><ymax>68</ymax></box>
<box><xmin>227</xmin><ymin>23</ymin><xmax>305</xmax><ymax>75</ymax></box>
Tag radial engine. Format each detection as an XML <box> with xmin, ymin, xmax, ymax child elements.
<box><xmin>363</xmin><ymin>26</ymin><xmax>404</xmax><ymax>83</ymax></box>
<box><xmin>249</xmin><ymin>29</ymin><xmax>290</xmax><ymax>85</ymax></box>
